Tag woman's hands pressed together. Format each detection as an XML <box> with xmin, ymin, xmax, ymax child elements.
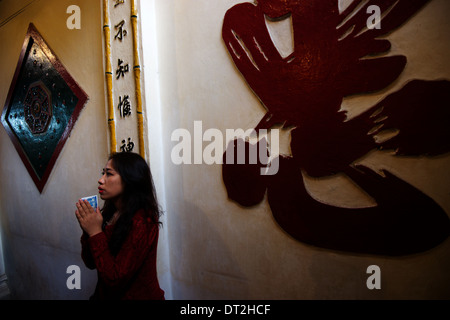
<box><xmin>75</xmin><ymin>199</ymin><xmax>103</xmax><ymax>237</ymax></box>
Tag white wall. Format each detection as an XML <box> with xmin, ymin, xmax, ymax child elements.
<box><xmin>141</xmin><ymin>0</ymin><xmax>174</xmax><ymax>300</ymax></box>
<box><xmin>0</xmin><ymin>0</ymin><xmax>106</xmax><ymax>299</ymax></box>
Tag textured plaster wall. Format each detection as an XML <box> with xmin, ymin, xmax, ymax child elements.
<box><xmin>147</xmin><ymin>0</ymin><xmax>450</xmax><ymax>299</ymax></box>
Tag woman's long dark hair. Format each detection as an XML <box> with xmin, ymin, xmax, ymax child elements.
<box><xmin>101</xmin><ymin>152</ymin><xmax>162</xmax><ymax>256</ymax></box>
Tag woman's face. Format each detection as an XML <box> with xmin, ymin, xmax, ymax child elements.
<box><xmin>98</xmin><ymin>159</ymin><xmax>124</xmax><ymax>202</ymax></box>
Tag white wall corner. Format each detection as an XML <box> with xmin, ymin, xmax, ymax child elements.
<box><xmin>0</xmin><ymin>274</ymin><xmax>10</xmax><ymax>300</ymax></box>
<box><xmin>140</xmin><ymin>0</ymin><xmax>173</xmax><ymax>300</ymax></box>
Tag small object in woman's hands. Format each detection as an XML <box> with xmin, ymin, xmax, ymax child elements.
<box><xmin>81</xmin><ymin>195</ymin><xmax>98</xmax><ymax>210</ymax></box>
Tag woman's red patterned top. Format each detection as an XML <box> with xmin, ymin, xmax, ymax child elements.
<box><xmin>81</xmin><ymin>209</ymin><xmax>165</xmax><ymax>300</ymax></box>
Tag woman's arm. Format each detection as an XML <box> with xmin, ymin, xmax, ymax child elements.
<box><xmin>80</xmin><ymin>232</ymin><xmax>96</xmax><ymax>270</ymax></box>
<box><xmin>87</xmin><ymin>212</ymin><xmax>158</xmax><ymax>287</ymax></box>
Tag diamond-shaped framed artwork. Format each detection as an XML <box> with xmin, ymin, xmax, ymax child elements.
<box><xmin>1</xmin><ymin>23</ymin><xmax>88</xmax><ymax>193</ymax></box>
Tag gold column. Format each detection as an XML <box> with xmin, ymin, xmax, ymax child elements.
<box><xmin>131</xmin><ymin>0</ymin><xmax>145</xmax><ymax>157</ymax></box>
<box><xmin>103</xmin><ymin>0</ymin><xmax>116</xmax><ymax>153</ymax></box>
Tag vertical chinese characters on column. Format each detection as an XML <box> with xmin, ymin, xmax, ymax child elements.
<box><xmin>105</xmin><ymin>0</ymin><xmax>140</xmax><ymax>154</ymax></box>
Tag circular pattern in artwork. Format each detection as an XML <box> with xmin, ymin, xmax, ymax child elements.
<box><xmin>24</xmin><ymin>81</ymin><xmax>52</xmax><ymax>134</ymax></box>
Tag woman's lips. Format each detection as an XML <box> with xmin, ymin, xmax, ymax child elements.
<box><xmin>98</xmin><ymin>188</ymin><xmax>104</xmax><ymax>194</ymax></box>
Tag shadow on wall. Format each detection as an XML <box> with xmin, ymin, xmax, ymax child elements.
<box><xmin>2</xmin><ymin>233</ymin><xmax>97</xmax><ymax>300</ymax></box>
<box><xmin>169</xmin><ymin>200</ymin><xmax>250</xmax><ymax>299</ymax></box>
<box><xmin>305</xmin><ymin>237</ymin><xmax>450</xmax><ymax>299</ymax></box>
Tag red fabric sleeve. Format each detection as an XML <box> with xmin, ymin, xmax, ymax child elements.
<box><xmin>80</xmin><ymin>232</ymin><xmax>96</xmax><ymax>270</ymax></box>
<box><xmin>87</xmin><ymin>212</ymin><xmax>158</xmax><ymax>288</ymax></box>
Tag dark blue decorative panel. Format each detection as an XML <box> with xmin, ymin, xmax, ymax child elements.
<box><xmin>1</xmin><ymin>23</ymin><xmax>88</xmax><ymax>192</ymax></box>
